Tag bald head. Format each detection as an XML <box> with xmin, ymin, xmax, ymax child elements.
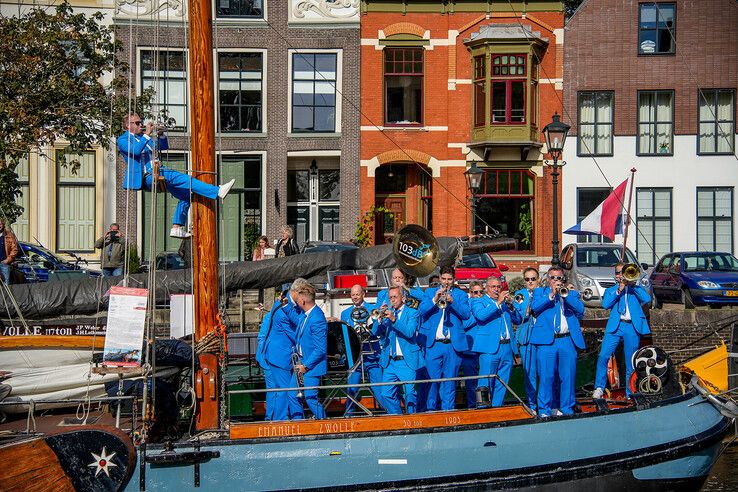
<box><xmin>350</xmin><ymin>284</ymin><xmax>366</xmax><ymax>306</ymax></box>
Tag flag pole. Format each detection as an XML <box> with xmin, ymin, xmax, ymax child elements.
<box><xmin>622</xmin><ymin>168</ymin><xmax>637</xmax><ymax>259</ymax></box>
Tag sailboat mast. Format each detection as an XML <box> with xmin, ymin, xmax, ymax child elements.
<box><xmin>622</xmin><ymin>168</ymin><xmax>637</xmax><ymax>261</ymax></box>
<box><xmin>188</xmin><ymin>0</ymin><xmax>220</xmax><ymax>431</ymax></box>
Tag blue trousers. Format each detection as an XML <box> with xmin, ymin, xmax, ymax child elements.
<box><xmin>270</xmin><ymin>366</ymin><xmax>303</xmax><ymax>420</ymax></box>
<box><xmin>536</xmin><ymin>336</ymin><xmax>578</xmax><ymax>416</ymax></box>
<box><xmin>518</xmin><ymin>342</ymin><xmax>538</xmax><ymax>411</ymax></box>
<box><xmin>102</xmin><ymin>267</ymin><xmax>123</xmax><ymax>277</ymax></box>
<box><xmin>425</xmin><ymin>342</ymin><xmax>462</xmax><ymax>411</ymax></box>
<box><xmin>478</xmin><ymin>343</ymin><xmax>513</xmax><ymax>407</ymax></box>
<box><xmin>345</xmin><ymin>358</ymin><xmax>384</xmax><ymax>414</ymax></box>
<box><xmin>382</xmin><ymin>358</ymin><xmax>417</xmax><ymax>415</ymax></box>
<box><xmin>144</xmin><ymin>168</ymin><xmax>219</xmax><ymax>226</ymax></box>
<box><xmin>595</xmin><ymin>323</ymin><xmax>641</xmax><ymax>396</ymax></box>
<box><xmin>263</xmin><ymin>367</ymin><xmax>276</xmax><ymax>421</ymax></box>
<box><xmin>293</xmin><ymin>374</ymin><xmax>326</xmax><ymax>420</ymax></box>
<box><xmin>415</xmin><ymin>366</ymin><xmax>430</xmax><ymax>413</ymax></box>
<box><xmin>460</xmin><ymin>352</ymin><xmax>479</xmax><ymax>408</ymax></box>
<box><xmin>0</xmin><ymin>264</ymin><xmax>11</xmax><ymax>283</ymax></box>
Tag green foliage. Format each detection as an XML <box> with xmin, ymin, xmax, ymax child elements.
<box><xmin>564</xmin><ymin>0</ymin><xmax>584</xmax><ymax>19</ymax></box>
<box><xmin>244</xmin><ymin>222</ymin><xmax>260</xmax><ymax>260</ymax></box>
<box><xmin>126</xmin><ymin>243</ymin><xmax>141</xmax><ymax>275</ymax></box>
<box><xmin>507</xmin><ymin>276</ymin><xmax>526</xmax><ymax>294</ymax></box>
<box><xmin>354</xmin><ymin>206</ymin><xmax>393</xmax><ymax>247</ymax></box>
<box><xmin>0</xmin><ymin>165</ymin><xmax>23</xmax><ymax>225</ymax></box>
<box><xmin>518</xmin><ymin>204</ymin><xmax>533</xmax><ymax>249</ymax></box>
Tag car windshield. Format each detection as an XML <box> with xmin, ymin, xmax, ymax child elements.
<box><xmin>682</xmin><ymin>253</ymin><xmax>738</xmax><ymax>272</ymax></box>
<box><xmin>303</xmin><ymin>243</ymin><xmax>357</xmax><ymax>253</ymax></box>
<box><xmin>20</xmin><ymin>243</ymin><xmax>66</xmax><ymax>264</ymax></box>
<box><xmin>459</xmin><ymin>254</ymin><xmax>496</xmax><ymax>268</ymax></box>
<box><xmin>576</xmin><ymin>247</ymin><xmax>638</xmax><ymax>267</ymax></box>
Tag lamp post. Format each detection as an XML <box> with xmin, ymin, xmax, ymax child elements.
<box><xmin>464</xmin><ymin>161</ymin><xmax>483</xmax><ymax>235</ymax></box>
<box><xmin>542</xmin><ymin>113</ymin><xmax>570</xmax><ymax>266</ymax></box>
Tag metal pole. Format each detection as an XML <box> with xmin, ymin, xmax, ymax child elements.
<box><xmin>551</xmin><ymin>155</ymin><xmax>560</xmax><ymax>266</ymax></box>
<box><xmin>471</xmin><ymin>193</ymin><xmax>476</xmax><ymax>235</ymax></box>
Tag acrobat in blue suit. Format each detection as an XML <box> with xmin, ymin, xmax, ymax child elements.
<box><xmin>594</xmin><ymin>283</ymin><xmax>651</xmax><ymax>397</ymax></box>
<box><xmin>373</xmin><ymin>303</ymin><xmax>423</xmax><ymax>414</ymax></box>
<box><xmin>418</xmin><ymin>286</ymin><xmax>471</xmax><ymax>411</ymax></box>
<box><xmin>513</xmin><ymin>287</ymin><xmax>539</xmax><ymax>411</ymax></box>
<box><xmin>530</xmin><ymin>286</ymin><xmax>585</xmax><ymax>417</ymax></box>
<box><xmin>471</xmin><ymin>293</ymin><xmax>522</xmax><ymax>407</ymax></box>
<box><xmin>294</xmin><ymin>305</ymin><xmax>328</xmax><ymax>419</ymax></box>
<box><xmin>341</xmin><ymin>302</ymin><xmax>385</xmax><ymax>414</ymax></box>
<box><xmin>263</xmin><ymin>300</ymin><xmax>303</xmax><ymax>420</ymax></box>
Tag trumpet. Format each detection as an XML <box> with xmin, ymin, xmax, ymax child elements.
<box><xmin>370</xmin><ymin>306</ymin><xmax>389</xmax><ymax>321</ymax></box>
<box><xmin>621</xmin><ymin>263</ymin><xmax>641</xmax><ymax>283</ymax></box>
<box><xmin>558</xmin><ymin>286</ymin><xmax>569</xmax><ymax>298</ymax></box>
<box><xmin>436</xmin><ymin>287</ymin><xmax>451</xmax><ymax>309</ymax></box>
<box><xmin>514</xmin><ymin>293</ymin><xmax>525</xmax><ymax>304</ymax></box>
<box><xmin>291</xmin><ymin>352</ymin><xmax>305</xmax><ymax>399</ymax></box>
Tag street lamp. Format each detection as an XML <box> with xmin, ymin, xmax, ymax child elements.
<box><xmin>542</xmin><ymin>113</ymin><xmax>570</xmax><ymax>266</ymax></box>
<box><xmin>464</xmin><ymin>161</ymin><xmax>483</xmax><ymax>235</ymax></box>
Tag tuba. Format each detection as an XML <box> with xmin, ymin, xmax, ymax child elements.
<box><xmin>622</xmin><ymin>263</ymin><xmax>641</xmax><ymax>283</ymax></box>
<box><xmin>392</xmin><ymin>224</ymin><xmax>440</xmax><ymax>278</ymax></box>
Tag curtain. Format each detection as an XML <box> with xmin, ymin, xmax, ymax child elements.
<box><xmin>717</xmin><ymin>91</ymin><xmax>735</xmax><ymax>153</ymax></box>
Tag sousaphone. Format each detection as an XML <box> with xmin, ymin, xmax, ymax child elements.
<box><xmin>392</xmin><ymin>224</ymin><xmax>439</xmax><ymax>278</ymax></box>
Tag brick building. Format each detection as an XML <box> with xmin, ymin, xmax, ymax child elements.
<box><xmin>113</xmin><ymin>0</ymin><xmax>360</xmax><ymax>261</ymax></box>
<box><xmin>563</xmin><ymin>0</ymin><xmax>737</xmax><ymax>266</ymax></box>
<box><xmin>360</xmin><ymin>0</ymin><xmax>565</xmax><ymax>270</ymax></box>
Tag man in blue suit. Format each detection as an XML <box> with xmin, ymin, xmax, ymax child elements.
<box><xmin>419</xmin><ymin>266</ymin><xmax>471</xmax><ymax>411</ymax></box>
<box><xmin>263</xmin><ymin>291</ymin><xmax>303</xmax><ymax>420</ymax></box>
<box><xmin>255</xmin><ymin>291</ymin><xmax>288</xmax><ymax>421</ymax></box>
<box><xmin>373</xmin><ymin>286</ymin><xmax>424</xmax><ymax>414</ymax></box>
<box><xmin>291</xmin><ymin>278</ymin><xmax>328</xmax><ymax>419</ymax></box>
<box><xmin>339</xmin><ymin>284</ymin><xmax>385</xmax><ymax>414</ymax></box>
<box><xmin>514</xmin><ymin>267</ymin><xmax>541</xmax><ymax>411</ymax></box>
<box><xmin>459</xmin><ymin>281</ymin><xmax>484</xmax><ymax>408</ymax></box>
<box><xmin>375</xmin><ymin>268</ymin><xmax>426</xmax><ymax>310</ymax></box>
<box><xmin>117</xmin><ymin>113</ymin><xmax>235</xmax><ymax>238</ymax></box>
<box><xmin>530</xmin><ymin>267</ymin><xmax>585</xmax><ymax>417</ymax></box>
<box><xmin>592</xmin><ymin>263</ymin><xmax>652</xmax><ymax>399</ymax></box>
<box><xmin>471</xmin><ymin>276</ymin><xmax>523</xmax><ymax>407</ymax></box>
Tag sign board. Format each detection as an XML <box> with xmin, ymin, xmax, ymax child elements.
<box><xmin>103</xmin><ymin>286</ymin><xmax>148</xmax><ymax>367</ymax></box>
<box><xmin>170</xmin><ymin>294</ymin><xmax>194</xmax><ymax>339</ymax></box>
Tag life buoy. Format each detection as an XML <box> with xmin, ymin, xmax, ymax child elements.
<box><xmin>629</xmin><ymin>370</ymin><xmax>638</xmax><ymax>394</ymax></box>
<box><xmin>607</xmin><ymin>355</ymin><xmax>620</xmax><ymax>388</ymax></box>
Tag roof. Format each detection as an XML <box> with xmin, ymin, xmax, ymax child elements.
<box><xmin>464</xmin><ymin>23</ymin><xmax>549</xmax><ymax>44</ymax></box>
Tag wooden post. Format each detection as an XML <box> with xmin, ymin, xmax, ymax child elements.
<box><xmin>622</xmin><ymin>168</ymin><xmax>637</xmax><ymax>260</ymax></box>
<box><xmin>188</xmin><ymin>0</ymin><xmax>220</xmax><ymax>430</ymax></box>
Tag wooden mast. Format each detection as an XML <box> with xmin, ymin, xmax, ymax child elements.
<box><xmin>188</xmin><ymin>0</ymin><xmax>220</xmax><ymax>430</ymax></box>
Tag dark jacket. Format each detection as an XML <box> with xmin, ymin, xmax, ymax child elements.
<box><xmin>274</xmin><ymin>237</ymin><xmax>298</xmax><ymax>257</ymax></box>
<box><xmin>0</xmin><ymin>229</ymin><xmax>19</xmax><ymax>263</ymax></box>
<box><xmin>95</xmin><ymin>234</ymin><xmax>126</xmax><ymax>268</ymax></box>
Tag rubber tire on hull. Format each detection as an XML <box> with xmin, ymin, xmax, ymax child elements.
<box><xmin>682</xmin><ymin>288</ymin><xmax>695</xmax><ymax>309</ymax></box>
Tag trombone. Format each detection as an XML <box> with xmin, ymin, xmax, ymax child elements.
<box><xmin>620</xmin><ymin>263</ymin><xmax>641</xmax><ymax>283</ymax></box>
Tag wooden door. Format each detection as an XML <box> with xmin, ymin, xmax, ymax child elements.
<box><xmin>375</xmin><ymin>198</ymin><xmax>404</xmax><ymax>245</ymax></box>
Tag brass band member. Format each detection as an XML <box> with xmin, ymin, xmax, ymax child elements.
<box><xmin>513</xmin><ymin>267</ymin><xmax>541</xmax><ymax>412</ymax></box>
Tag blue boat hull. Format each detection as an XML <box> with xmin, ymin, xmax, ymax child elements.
<box><xmin>128</xmin><ymin>391</ymin><xmax>731</xmax><ymax>491</ymax></box>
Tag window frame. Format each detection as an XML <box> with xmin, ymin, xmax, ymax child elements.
<box><xmin>576</xmin><ymin>187</ymin><xmax>612</xmax><ymax>244</ymax></box>
<box><xmin>55</xmin><ymin>149</ymin><xmax>97</xmax><ymax>253</ymax></box>
<box><xmin>577</xmin><ymin>91</ymin><xmax>615</xmax><ymax>157</ymax></box>
<box><xmin>14</xmin><ymin>156</ymin><xmax>31</xmax><ymax>242</ymax></box>
<box><xmin>383</xmin><ymin>47</ymin><xmax>424</xmax><ymax>128</ymax></box>
<box><xmin>287</xmin><ymin>161</ymin><xmax>341</xmax><ymax>244</ymax></box>
<box><xmin>138</xmin><ymin>48</ymin><xmax>189</xmax><ymax>132</ymax></box>
<box><xmin>214</xmin><ymin>0</ymin><xmax>266</xmax><ymax>20</ymax></box>
<box><xmin>216</xmin><ymin>49</ymin><xmax>266</xmax><ymax>135</ymax></box>
<box><xmin>638</xmin><ymin>2</ymin><xmax>676</xmax><ymax>56</ymax></box>
<box><xmin>696</xmin><ymin>187</ymin><xmax>734</xmax><ymax>253</ymax></box>
<box><xmin>636</xmin><ymin>90</ymin><xmax>674</xmax><ymax>156</ymax></box>
<box><xmin>696</xmin><ymin>88</ymin><xmax>736</xmax><ymax>156</ymax></box>
<box><xmin>489</xmin><ymin>54</ymin><xmax>527</xmax><ymax>125</ymax></box>
<box><xmin>473</xmin><ymin>55</ymin><xmax>486</xmax><ymax>128</ymax></box>
<box><xmin>288</xmin><ymin>49</ymin><xmax>342</xmax><ymax>134</ymax></box>
<box><xmin>636</xmin><ymin>187</ymin><xmax>673</xmax><ymax>266</ymax></box>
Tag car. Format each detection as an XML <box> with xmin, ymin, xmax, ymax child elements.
<box><xmin>300</xmin><ymin>241</ymin><xmax>359</xmax><ymax>254</ymax></box>
<box><xmin>14</xmin><ymin>242</ymin><xmax>99</xmax><ymax>283</ymax></box>
<box><xmin>649</xmin><ymin>251</ymin><xmax>738</xmax><ymax>309</ymax></box>
<box><xmin>559</xmin><ymin>243</ymin><xmax>651</xmax><ymax>308</ymax></box>
<box><xmin>455</xmin><ymin>252</ymin><xmax>509</xmax><ymax>290</ymax></box>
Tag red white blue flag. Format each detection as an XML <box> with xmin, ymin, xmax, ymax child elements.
<box><xmin>564</xmin><ymin>178</ymin><xmax>629</xmax><ymax>241</ymax></box>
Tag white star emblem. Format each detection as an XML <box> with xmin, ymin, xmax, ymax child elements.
<box><xmin>87</xmin><ymin>446</ymin><xmax>118</xmax><ymax>478</ymax></box>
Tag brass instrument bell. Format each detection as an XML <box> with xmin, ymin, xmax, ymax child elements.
<box><xmin>514</xmin><ymin>293</ymin><xmax>525</xmax><ymax>304</ymax></box>
<box><xmin>622</xmin><ymin>263</ymin><xmax>641</xmax><ymax>283</ymax></box>
<box><xmin>392</xmin><ymin>224</ymin><xmax>440</xmax><ymax>278</ymax></box>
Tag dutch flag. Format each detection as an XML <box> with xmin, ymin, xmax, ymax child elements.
<box><xmin>564</xmin><ymin>178</ymin><xmax>629</xmax><ymax>241</ymax></box>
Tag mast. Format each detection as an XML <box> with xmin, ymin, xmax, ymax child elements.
<box><xmin>188</xmin><ymin>0</ymin><xmax>220</xmax><ymax>430</ymax></box>
<box><xmin>622</xmin><ymin>167</ymin><xmax>637</xmax><ymax>260</ymax></box>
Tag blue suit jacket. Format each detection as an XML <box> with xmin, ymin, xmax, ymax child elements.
<box><xmin>602</xmin><ymin>285</ymin><xmax>651</xmax><ymax>336</ymax></box>
<box><xmin>470</xmin><ymin>295</ymin><xmax>523</xmax><ymax>354</ymax></box>
<box><xmin>375</xmin><ymin>286</ymin><xmax>426</xmax><ymax>311</ymax></box>
<box><xmin>513</xmin><ymin>288</ymin><xmax>538</xmax><ymax>348</ymax></box>
<box><xmin>296</xmin><ymin>305</ymin><xmax>328</xmax><ymax>377</ymax></box>
<box><xmin>256</xmin><ymin>302</ymin><xmax>283</xmax><ymax>369</ymax></box>
<box><xmin>372</xmin><ymin>307</ymin><xmax>423</xmax><ymax>370</ymax></box>
<box><xmin>340</xmin><ymin>301</ymin><xmax>375</xmax><ymax>327</ymax></box>
<box><xmin>117</xmin><ymin>131</ymin><xmax>169</xmax><ymax>190</ymax></box>
<box><xmin>461</xmin><ymin>315</ymin><xmax>477</xmax><ymax>353</ymax></box>
<box><xmin>529</xmin><ymin>287</ymin><xmax>586</xmax><ymax>350</ymax></box>
<box><xmin>418</xmin><ymin>287</ymin><xmax>471</xmax><ymax>352</ymax></box>
<box><xmin>264</xmin><ymin>302</ymin><xmax>301</xmax><ymax>370</ymax></box>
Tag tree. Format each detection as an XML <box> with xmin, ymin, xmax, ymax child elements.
<box><xmin>564</xmin><ymin>0</ymin><xmax>585</xmax><ymax>19</ymax></box>
<box><xmin>0</xmin><ymin>2</ymin><xmax>154</xmax><ymax>224</ymax></box>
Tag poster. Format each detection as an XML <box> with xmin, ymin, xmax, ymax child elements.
<box><xmin>103</xmin><ymin>286</ymin><xmax>148</xmax><ymax>367</ymax></box>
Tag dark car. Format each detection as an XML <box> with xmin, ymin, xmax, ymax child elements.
<box><xmin>15</xmin><ymin>242</ymin><xmax>98</xmax><ymax>283</ymax></box>
<box><xmin>140</xmin><ymin>251</ymin><xmax>188</xmax><ymax>272</ymax></box>
<box><xmin>300</xmin><ymin>241</ymin><xmax>359</xmax><ymax>254</ymax></box>
<box><xmin>649</xmin><ymin>252</ymin><xmax>738</xmax><ymax>308</ymax></box>
<box><xmin>455</xmin><ymin>253</ymin><xmax>509</xmax><ymax>290</ymax></box>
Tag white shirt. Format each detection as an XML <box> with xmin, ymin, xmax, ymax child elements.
<box><xmin>297</xmin><ymin>305</ymin><xmax>316</xmax><ymax>355</ymax></box>
<box><xmin>620</xmin><ymin>288</ymin><xmax>632</xmax><ymax>321</ymax></box>
<box><xmin>394</xmin><ymin>307</ymin><xmax>404</xmax><ymax>356</ymax></box>
<box><xmin>499</xmin><ymin>302</ymin><xmax>510</xmax><ymax>340</ymax></box>
<box><xmin>558</xmin><ymin>299</ymin><xmax>570</xmax><ymax>334</ymax></box>
<box><xmin>435</xmin><ymin>304</ymin><xmax>448</xmax><ymax>340</ymax></box>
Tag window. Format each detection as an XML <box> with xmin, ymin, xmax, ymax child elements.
<box><xmin>480</xmin><ymin>169</ymin><xmax>534</xmax><ymax>196</ymax></box>
<box><xmin>13</xmin><ymin>156</ymin><xmax>30</xmax><ymax>242</ymax></box>
<box><xmin>639</xmin><ymin>3</ymin><xmax>675</xmax><ymax>55</ymax></box>
<box><xmin>291</xmin><ymin>52</ymin><xmax>337</xmax><ymax>133</ymax></box>
<box><xmin>384</xmin><ymin>48</ymin><xmax>423</xmax><ymax>126</ymax></box>
<box><xmin>490</xmin><ymin>55</ymin><xmax>526</xmax><ymax>124</ymax></box>
<box><xmin>473</xmin><ymin>56</ymin><xmax>486</xmax><ymax>127</ymax></box>
<box><xmin>577</xmin><ymin>91</ymin><xmax>614</xmax><ymax>156</ymax></box>
<box><xmin>576</xmin><ymin>188</ymin><xmax>612</xmax><ymax>243</ymax></box>
<box><xmin>698</xmin><ymin>89</ymin><xmax>735</xmax><ymax>154</ymax></box>
<box><xmin>636</xmin><ymin>188</ymin><xmax>672</xmax><ymax>265</ymax></box>
<box><xmin>140</xmin><ymin>50</ymin><xmax>188</xmax><ymax>130</ymax></box>
<box><xmin>56</xmin><ymin>151</ymin><xmax>96</xmax><ymax>252</ymax></box>
<box><xmin>218</xmin><ymin>52</ymin><xmax>263</xmax><ymax>133</ymax></box>
<box><xmin>476</xmin><ymin>170</ymin><xmax>534</xmax><ymax>249</ymax></box>
<box><xmin>216</xmin><ymin>0</ymin><xmax>263</xmax><ymax>18</ymax></box>
<box><xmin>420</xmin><ymin>172</ymin><xmax>432</xmax><ymax>232</ymax></box>
<box><xmin>141</xmin><ymin>154</ymin><xmax>188</xmax><ymax>260</ymax></box>
<box><xmin>287</xmin><ymin>165</ymin><xmax>340</xmax><ymax>244</ymax></box>
<box><xmin>697</xmin><ymin>187</ymin><xmax>733</xmax><ymax>253</ymax></box>
<box><xmin>219</xmin><ymin>155</ymin><xmax>262</xmax><ymax>261</ymax></box>
<box><xmin>637</xmin><ymin>91</ymin><xmax>673</xmax><ymax>155</ymax></box>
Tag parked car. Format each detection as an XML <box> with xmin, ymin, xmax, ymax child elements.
<box><xmin>140</xmin><ymin>251</ymin><xmax>188</xmax><ymax>272</ymax></box>
<box><xmin>14</xmin><ymin>242</ymin><xmax>99</xmax><ymax>283</ymax></box>
<box><xmin>300</xmin><ymin>241</ymin><xmax>359</xmax><ymax>254</ymax></box>
<box><xmin>649</xmin><ymin>252</ymin><xmax>738</xmax><ymax>309</ymax></box>
<box><xmin>455</xmin><ymin>252</ymin><xmax>509</xmax><ymax>290</ymax></box>
<box><xmin>559</xmin><ymin>243</ymin><xmax>651</xmax><ymax>307</ymax></box>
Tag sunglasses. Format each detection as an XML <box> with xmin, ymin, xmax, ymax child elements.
<box><xmin>549</xmin><ymin>275</ymin><xmax>566</xmax><ymax>281</ymax></box>
<box><xmin>471</xmin><ymin>290</ymin><xmax>483</xmax><ymax>294</ymax></box>
<box><xmin>524</xmin><ymin>277</ymin><xmax>538</xmax><ymax>282</ymax></box>
<box><xmin>131</xmin><ymin>120</ymin><xmax>143</xmax><ymax>125</ymax></box>
<box><xmin>615</xmin><ymin>270</ymin><xmax>623</xmax><ymax>274</ymax></box>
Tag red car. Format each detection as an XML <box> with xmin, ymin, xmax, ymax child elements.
<box><xmin>455</xmin><ymin>253</ymin><xmax>509</xmax><ymax>290</ymax></box>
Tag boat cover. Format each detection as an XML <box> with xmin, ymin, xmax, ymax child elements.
<box><xmin>4</xmin><ymin>237</ymin><xmax>461</xmax><ymax>319</ymax></box>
